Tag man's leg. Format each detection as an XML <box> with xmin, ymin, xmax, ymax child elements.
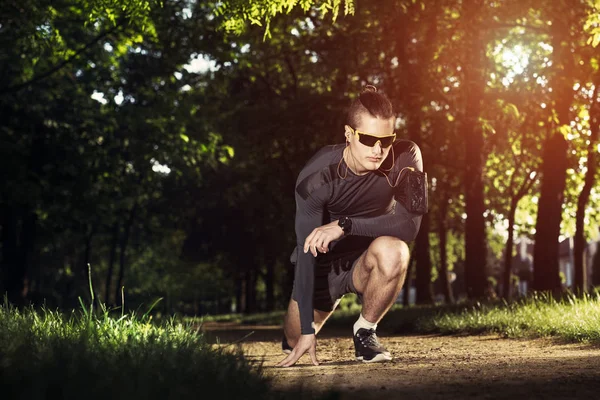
<box><xmin>352</xmin><ymin>236</ymin><xmax>409</xmax><ymax>322</ymax></box>
<box><xmin>350</xmin><ymin>236</ymin><xmax>410</xmax><ymax>362</ymax></box>
<box><xmin>282</xmin><ymin>298</ymin><xmax>339</xmax><ymax>349</ymax></box>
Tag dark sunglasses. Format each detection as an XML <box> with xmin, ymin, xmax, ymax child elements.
<box><xmin>349</xmin><ymin>127</ymin><xmax>396</xmax><ymax>148</ymax></box>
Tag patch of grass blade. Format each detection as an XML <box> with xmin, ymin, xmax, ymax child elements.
<box><xmin>0</xmin><ymin>268</ymin><xmax>273</xmax><ymax>400</ymax></box>
<box><xmin>422</xmin><ymin>292</ymin><xmax>600</xmax><ymax>343</ymax></box>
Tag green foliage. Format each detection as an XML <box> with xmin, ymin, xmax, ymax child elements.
<box><xmin>584</xmin><ymin>0</ymin><xmax>600</xmax><ymax>47</ymax></box>
<box><xmin>215</xmin><ymin>0</ymin><xmax>355</xmax><ymax>38</ymax></box>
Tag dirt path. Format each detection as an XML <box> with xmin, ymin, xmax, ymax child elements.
<box><xmin>202</xmin><ymin>322</ymin><xmax>600</xmax><ymax>399</ymax></box>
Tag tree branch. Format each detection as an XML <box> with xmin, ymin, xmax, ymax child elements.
<box><xmin>517</xmin><ymin>171</ymin><xmax>537</xmax><ymax>200</ymax></box>
<box><xmin>1</xmin><ymin>17</ymin><xmax>129</xmax><ymax>96</ymax></box>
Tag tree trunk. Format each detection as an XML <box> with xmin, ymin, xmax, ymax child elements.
<box><xmin>235</xmin><ymin>272</ymin><xmax>243</xmax><ymax>313</ymax></box>
<box><xmin>265</xmin><ymin>254</ymin><xmax>275</xmax><ymax>311</ymax></box>
<box><xmin>593</xmin><ymin>242</ymin><xmax>600</xmax><ymax>286</ymax></box>
<box><xmin>503</xmin><ymin>201</ymin><xmax>517</xmax><ymax>299</ymax></box>
<box><xmin>1</xmin><ymin>208</ymin><xmax>38</xmax><ymax>305</ymax></box>
<box><xmin>438</xmin><ymin>194</ymin><xmax>454</xmax><ymax>304</ymax></box>
<box><xmin>105</xmin><ymin>222</ymin><xmax>120</xmax><ymax>305</ymax></box>
<box><xmin>573</xmin><ymin>85</ymin><xmax>599</xmax><ymax>293</ymax></box>
<box><xmin>17</xmin><ymin>210</ymin><xmax>37</xmax><ymax>302</ymax></box>
<box><xmin>244</xmin><ymin>267</ymin><xmax>258</xmax><ymax>313</ymax></box>
<box><xmin>533</xmin><ymin>136</ymin><xmax>567</xmax><ymax>292</ymax></box>
<box><xmin>403</xmin><ymin>252</ymin><xmax>415</xmax><ymax>306</ymax></box>
<box><xmin>415</xmin><ymin>213</ymin><xmax>433</xmax><ymax>304</ymax></box>
<box><xmin>462</xmin><ymin>0</ymin><xmax>488</xmax><ymax>299</ymax></box>
<box><xmin>574</xmin><ymin>200</ymin><xmax>589</xmax><ymax>293</ymax></box>
<box><xmin>115</xmin><ymin>204</ymin><xmax>137</xmax><ymax>307</ymax></box>
<box><xmin>82</xmin><ymin>224</ymin><xmax>97</xmax><ymax>272</ymax></box>
<box><xmin>533</xmin><ymin>7</ymin><xmax>574</xmax><ymax>293</ymax></box>
<box><xmin>1</xmin><ymin>207</ymin><xmax>22</xmax><ymax>304</ymax></box>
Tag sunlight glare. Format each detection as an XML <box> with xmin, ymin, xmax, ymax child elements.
<box><xmin>114</xmin><ymin>91</ymin><xmax>124</xmax><ymax>105</ymax></box>
<box><xmin>501</xmin><ymin>45</ymin><xmax>528</xmax><ymax>74</ymax></box>
<box><xmin>496</xmin><ymin>43</ymin><xmax>530</xmax><ymax>87</ymax></box>
<box><xmin>151</xmin><ymin>158</ymin><xmax>171</xmax><ymax>175</ymax></box>
<box><xmin>91</xmin><ymin>91</ymin><xmax>108</xmax><ymax>105</ymax></box>
<box><xmin>184</xmin><ymin>54</ymin><xmax>217</xmax><ymax>74</ymax></box>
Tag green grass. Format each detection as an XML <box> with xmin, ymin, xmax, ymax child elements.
<box><xmin>419</xmin><ymin>292</ymin><xmax>600</xmax><ymax>343</ymax></box>
<box><xmin>0</xmin><ymin>300</ymin><xmax>275</xmax><ymax>400</ymax></box>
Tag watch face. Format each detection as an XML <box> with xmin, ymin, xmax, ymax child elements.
<box><xmin>339</xmin><ymin>217</ymin><xmax>351</xmax><ymax>233</ymax></box>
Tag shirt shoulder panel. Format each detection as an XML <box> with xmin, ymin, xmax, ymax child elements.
<box><xmin>296</xmin><ymin>145</ymin><xmax>342</xmax><ymax>201</ymax></box>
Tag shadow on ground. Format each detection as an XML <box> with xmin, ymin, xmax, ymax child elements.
<box><xmin>270</xmin><ymin>354</ymin><xmax>600</xmax><ymax>400</ymax></box>
<box><xmin>203</xmin><ymin>322</ymin><xmax>600</xmax><ymax>400</ymax></box>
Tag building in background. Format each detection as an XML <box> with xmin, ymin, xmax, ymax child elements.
<box><xmin>514</xmin><ymin>235</ymin><xmax>599</xmax><ymax>293</ymax></box>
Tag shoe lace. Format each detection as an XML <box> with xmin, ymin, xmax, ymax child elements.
<box><xmin>360</xmin><ymin>329</ymin><xmax>381</xmax><ymax>347</ymax></box>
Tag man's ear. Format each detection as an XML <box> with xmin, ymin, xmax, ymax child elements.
<box><xmin>344</xmin><ymin>125</ymin><xmax>352</xmax><ymax>138</ymax></box>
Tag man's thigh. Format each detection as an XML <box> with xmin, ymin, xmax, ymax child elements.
<box><xmin>351</xmin><ymin>236</ymin><xmax>409</xmax><ymax>294</ymax></box>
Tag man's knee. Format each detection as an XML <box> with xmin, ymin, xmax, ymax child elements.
<box><xmin>367</xmin><ymin>236</ymin><xmax>409</xmax><ymax>279</ymax></box>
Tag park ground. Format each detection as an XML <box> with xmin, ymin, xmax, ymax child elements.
<box><xmin>202</xmin><ymin>321</ymin><xmax>600</xmax><ymax>399</ymax></box>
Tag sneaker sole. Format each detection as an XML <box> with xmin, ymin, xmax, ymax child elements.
<box><xmin>356</xmin><ymin>353</ymin><xmax>393</xmax><ymax>363</ymax></box>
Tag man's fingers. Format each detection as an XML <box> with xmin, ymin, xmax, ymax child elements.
<box><xmin>309</xmin><ymin>346</ymin><xmax>319</xmax><ymax>366</ymax></box>
<box><xmin>316</xmin><ymin>233</ymin><xmax>329</xmax><ymax>255</ymax></box>
<box><xmin>304</xmin><ymin>223</ymin><xmax>344</xmax><ymax>255</ymax></box>
<box><xmin>276</xmin><ymin>351</ymin><xmax>291</xmax><ymax>366</ymax></box>
<box><xmin>304</xmin><ymin>229</ymin><xmax>321</xmax><ymax>254</ymax></box>
<box><xmin>313</xmin><ymin>232</ymin><xmax>324</xmax><ymax>254</ymax></box>
<box><xmin>311</xmin><ymin>243</ymin><xmax>318</xmax><ymax>257</ymax></box>
<box><xmin>321</xmin><ymin>237</ymin><xmax>332</xmax><ymax>253</ymax></box>
<box><xmin>277</xmin><ymin>351</ymin><xmax>297</xmax><ymax>367</ymax></box>
<box><xmin>280</xmin><ymin>350</ymin><xmax>302</xmax><ymax>368</ymax></box>
<box><xmin>304</xmin><ymin>230</ymin><xmax>316</xmax><ymax>253</ymax></box>
<box><xmin>308</xmin><ymin>233</ymin><xmax>320</xmax><ymax>256</ymax></box>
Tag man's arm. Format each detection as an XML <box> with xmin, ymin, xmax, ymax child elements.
<box><xmin>292</xmin><ymin>185</ymin><xmax>328</xmax><ymax>335</ymax></box>
<box><xmin>351</xmin><ymin>141</ymin><xmax>425</xmax><ymax>241</ymax></box>
<box><xmin>349</xmin><ymin>203</ymin><xmax>422</xmax><ymax>241</ymax></box>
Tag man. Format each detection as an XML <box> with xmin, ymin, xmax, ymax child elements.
<box><xmin>277</xmin><ymin>86</ymin><xmax>427</xmax><ymax>367</ymax></box>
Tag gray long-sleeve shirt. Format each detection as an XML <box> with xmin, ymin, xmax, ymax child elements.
<box><xmin>292</xmin><ymin>140</ymin><xmax>424</xmax><ymax>334</ymax></box>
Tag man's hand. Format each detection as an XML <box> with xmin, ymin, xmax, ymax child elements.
<box><xmin>277</xmin><ymin>334</ymin><xmax>318</xmax><ymax>367</ymax></box>
<box><xmin>303</xmin><ymin>220</ymin><xmax>344</xmax><ymax>256</ymax></box>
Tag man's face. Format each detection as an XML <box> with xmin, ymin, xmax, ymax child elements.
<box><xmin>345</xmin><ymin>114</ymin><xmax>395</xmax><ymax>174</ymax></box>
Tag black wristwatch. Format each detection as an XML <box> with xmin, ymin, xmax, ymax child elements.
<box><xmin>338</xmin><ymin>216</ymin><xmax>352</xmax><ymax>235</ymax></box>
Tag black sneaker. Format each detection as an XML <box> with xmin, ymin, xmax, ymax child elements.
<box><xmin>282</xmin><ymin>336</ymin><xmax>292</xmax><ymax>354</ymax></box>
<box><xmin>353</xmin><ymin>328</ymin><xmax>392</xmax><ymax>363</ymax></box>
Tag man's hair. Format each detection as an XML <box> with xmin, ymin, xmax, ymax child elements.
<box><xmin>347</xmin><ymin>85</ymin><xmax>394</xmax><ymax>128</ymax></box>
